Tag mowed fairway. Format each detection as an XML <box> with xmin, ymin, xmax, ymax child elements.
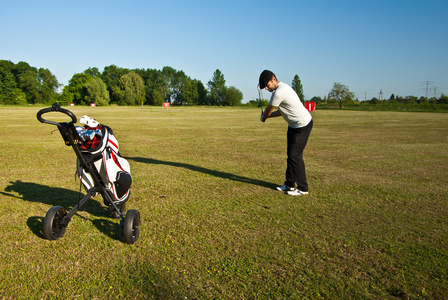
<box><xmin>0</xmin><ymin>106</ymin><xmax>447</xmax><ymax>299</ymax></box>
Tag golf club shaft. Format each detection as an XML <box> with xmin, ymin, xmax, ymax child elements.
<box><xmin>257</xmin><ymin>84</ymin><xmax>264</xmax><ymax>115</ymax></box>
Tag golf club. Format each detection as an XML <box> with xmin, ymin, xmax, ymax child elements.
<box><xmin>257</xmin><ymin>84</ymin><xmax>264</xmax><ymax>115</ymax></box>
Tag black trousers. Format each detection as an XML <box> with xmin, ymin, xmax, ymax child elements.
<box><xmin>285</xmin><ymin>119</ymin><xmax>313</xmax><ymax>191</ymax></box>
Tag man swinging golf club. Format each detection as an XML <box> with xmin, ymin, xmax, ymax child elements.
<box><xmin>259</xmin><ymin>70</ymin><xmax>313</xmax><ymax>196</ymax></box>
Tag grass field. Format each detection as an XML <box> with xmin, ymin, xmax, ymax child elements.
<box><xmin>0</xmin><ymin>106</ymin><xmax>447</xmax><ymax>299</ymax></box>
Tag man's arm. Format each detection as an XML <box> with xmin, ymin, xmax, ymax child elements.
<box><xmin>261</xmin><ymin>104</ymin><xmax>281</xmax><ymax>122</ymax></box>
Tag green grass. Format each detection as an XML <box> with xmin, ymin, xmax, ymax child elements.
<box><xmin>1</xmin><ymin>106</ymin><xmax>447</xmax><ymax>299</ymax></box>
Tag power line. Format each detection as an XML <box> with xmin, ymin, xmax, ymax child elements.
<box><xmin>432</xmin><ymin>86</ymin><xmax>448</xmax><ymax>98</ymax></box>
<box><xmin>420</xmin><ymin>81</ymin><xmax>434</xmax><ymax>98</ymax></box>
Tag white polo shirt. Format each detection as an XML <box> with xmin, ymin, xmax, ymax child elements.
<box><xmin>269</xmin><ymin>82</ymin><xmax>312</xmax><ymax>128</ymax></box>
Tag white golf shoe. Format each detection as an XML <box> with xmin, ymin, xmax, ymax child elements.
<box><xmin>286</xmin><ymin>189</ymin><xmax>309</xmax><ymax>196</ymax></box>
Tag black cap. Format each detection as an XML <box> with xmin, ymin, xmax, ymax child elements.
<box><xmin>259</xmin><ymin>70</ymin><xmax>275</xmax><ymax>89</ymax></box>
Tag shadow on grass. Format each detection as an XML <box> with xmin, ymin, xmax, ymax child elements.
<box><xmin>26</xmin><ymin>216</ymin><xmax>45</xmax><ymax>239</ymax></box>
<box><xmin>2</xmin><ymin>180</ymin><xmax>123</xmax><ymax>241</ymax></box>
<box><xmin>128</xmin><ymin>157</ymin><xmax>276</xmax><ymax>189</ymax></box>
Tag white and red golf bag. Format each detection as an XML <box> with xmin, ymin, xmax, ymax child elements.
<box><xmin>76</xmin><ymin>116</ymin><xmax>131</xmax><ymax>205</ymax></box>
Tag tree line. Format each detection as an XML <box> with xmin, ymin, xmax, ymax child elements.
<box><xmin>2</xmin><ymin>59</ymin><xmax>446</xmax><ymax>109</ymax></box>
<box><xmin>0</xmin><ymin>60</ymin><xmax>59</xmax><ymax>105</ymax></box>
<box><xmin>0</xmin><ymin>60</ymin><xmax>243</xmax><ymax>106</ymax></box>
<box><xmin>251</xmin><ymin>80</ymin><xmax>447</xmax><ymax>110</ymax></box>
<box><xmin>309</xmin><ymin>82</ymin><xmax>448</xmax><ymax>109</ymax></box>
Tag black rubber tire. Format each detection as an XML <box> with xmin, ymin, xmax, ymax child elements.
<box><xmin>123</xmin><ymin>209</ymin><xmax>140</xmax><ymax>244</ymax></box>
<box><xmin>43</xmin><ymin>206</ymin><xmax>68</xmax><ymax>240</ymax></box>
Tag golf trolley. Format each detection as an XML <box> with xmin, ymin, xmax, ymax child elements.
<box><xmin>36</xmin><ymin>103</ymin><xmax>141</xmax><ymax>244</ymax></box>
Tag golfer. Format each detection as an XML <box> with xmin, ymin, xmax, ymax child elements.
<box><xmin>259</xmin><ymin>70</ymin><xmax>313</xmax><ymax>196</ymax></box>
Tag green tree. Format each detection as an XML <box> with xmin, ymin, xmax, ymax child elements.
<box><xmin>138</xmin><ymin>67</ymin><xmax>172</xmax><ymax>104</ymax></box>
<box><xmin>134</xmin><ymin>68</ymin><xmax>160</xmax><ymax>105</ymax></box>
<box><xmin>370</xmin><ymin>97</ymin><xmax>379</xmax><ymax>104</ymax></box>
<box><xmin>84</xmin><ymin>67</ymin><xmax>101</xmax><ymax>77</ymax></box>
<box><xmin>19</xmin><ymin>69</ymin><xmax>39</xmax><ymax>103</ymax></box>
<box><xmin>0</xmin><ymin>61</ymin><xmax>29</xmax><ymax>105</ymax></box>
<box><xmin>13</xmin><ymin>62</ymin><xmax>40</xmax><ymax>103</ymax></box>
<box><xmin>405</xmin><ymin>96</ymin><xmax>418</xmax><ymax>104</ymax></box>
<box><xmin>0</xmin><ymin>60</ymin><xmax>15</xmax><ymax>73</ymax></box>
<box><xmin>207</xmin><ymin>69</ymin><xmax>226</xmax><ymax>105</ymax></box>
<box><xmin>196</xmin><ymin>80</ymin><xmax>207</xmax><ymax>105</ymax></box>
<box><xmin>62</xmin><ymin>73</ymin><xmax>93</xmax><ymax>105</ymax></box>
<box><xmin>310</xmin><ymin>96</ymin><xmax>323</xmax><ymax>103</ymax></box>
<box><xmin>327</xmin><ymin>82</ymin><xmax>355</xmax><ymax>108</ymax></box>
<box><xmin>224</xmin><ymin>86</ymin><xmax>243</xmax><ymax>106</ymax></box>
<box><xmin>178</xmin><ymin>78</ymin><xmax>199</xmax><ymax>105</ymax></box>
<box><xmin>0</xmin><ymin>66</ymin><xmax>18</xmax><ymax>104</ymax></box>
<box><xmin>248</xmin><ymin>99</ymin><xmax>268</xmax><ymax>108</ymax></box>
<box><xmin>418</xmin><ymin>96</ymin><xmax>429</xmax><ymax>104</ymax></box>
<box><xmin>171</xmin><ymin>70</ymin><xmax>187</xmax><ymax>103</ymax></box>
<box><xmin>59</xmin><ymin>85</ymin><xmax>74</xmax><ymax>105</ymax></box>
<box><xmin>161</xmin><ymin>66</ymin><xmax>177</xmax><ymax>101</ymax></box>
<box><xmin>10</xmin><ymin>89</ymin><xmax>27</xmax><ymax>105</ymax></box>
<box><xmin>291</xmin><ymin>75</ymin><xmax>305</xmax><ymax>103</ymax></box>
<box><xmin>1</xmin><ymin>60</ymin><xmax>59</xmax><ymax>104</ymax></box>
<box><xmin>116</xmin><ymin>71</ymin><xmax>145</xmax><ymax>106</ymax></box>
<box><xmin>37</xmin><ymin>68</ymin><xmax>60</xmax><ymax>104</ymax></box>
<box><xmin>85</xmin><ymin>77</ymin><xmax>110</xmax><ymax>106</ymax></box>
<box><xmin>150</xmin><ymin>89</ymin><xmax>164</xmax><ymax>106</ymax></box>
<box><xmin>102</xmin><ymin>65</ymin><xmax>129</xmax><ymax>104</ymax></box>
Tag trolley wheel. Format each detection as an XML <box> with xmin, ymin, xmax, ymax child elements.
<box><xmin>123</xmin><ymin>209</ymin><xmax>140</xmax><ymax>244</ymax></box>
<box><xmin>43</xmin><ymin>206</ymin><xmax>68</xmax><ymax>240</ymax></box>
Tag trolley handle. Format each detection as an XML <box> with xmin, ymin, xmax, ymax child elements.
<box><xmin>37</xmin><ymin>103</ymin><xmax>77</xmax><ymax>126</ymax></box>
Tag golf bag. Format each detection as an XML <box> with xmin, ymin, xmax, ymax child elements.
<box><xmin>75</xmin><ymin>116</ymin><xmax>132</xmax><ymax>205</ymax></box>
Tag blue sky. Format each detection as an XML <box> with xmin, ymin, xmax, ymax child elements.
<box><xmin>1</xmin><ymin>0</ymin><xmax>447</xmax><ymax>102</ymax></box>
